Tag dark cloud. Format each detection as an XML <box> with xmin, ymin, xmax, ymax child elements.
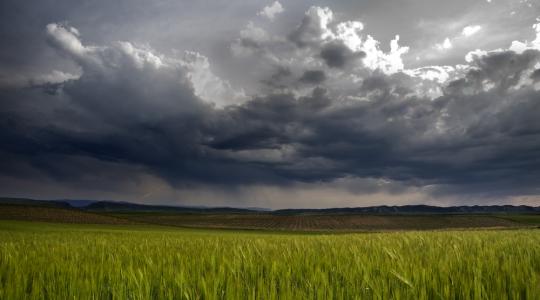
<box><xmin>531</xmin><ymin>69</ymin><xmax>540</xmax><ymax>81</ymax></box>
<box><xmin>320</xmin><ymin>42</ymin><xmax>364</xmax><ymax>68</ymax></box>
<box><xmin>299</xmin><ymin>70</ymin><xmax>326</xmax><ymax>84</ymax></box>
<box><xmin>2</xmin><ymin>44</ymin><xmax>540</xmax><ymax>201</ymax></box>
<box><xmin>464</xmin><ymin>50</ymin><xmax>539</xmax><ymax>92</ymax></box>
<box><xmin>1</xmin><ymin>4</ymin><xmax>540</xmax><ymax>206</ymax></box>
<box><xmin>261</xmin><ymin>67</ymin><xmax>292</xmax><ymax>89</ymax></box>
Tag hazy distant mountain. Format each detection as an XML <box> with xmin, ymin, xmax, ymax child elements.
<box><xmin>83</xmin><ymin>201</ymin><xmax>260</xmax><ymax>214</ymax></box>
<box><xmin>1</xmin><ymin>197</ymin><xmax>538</xmax><ymax>214</ymax></box>
<box><xmin>57</xmin><ymin>200</ymin><xmax>98</xmax><ymax>208</ymax></box>
<box><xmin>0</xmin><ymin>197</ymin><xmax>72</xmax><ymax>208</ymax></box>
<box><xmin>274</xmin><ymin>205</ymin><xmax>540</xmax><ymax>215</ymax></box>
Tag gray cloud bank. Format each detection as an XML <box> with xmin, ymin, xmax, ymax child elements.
<box><xmin>1</xmin><ymin>5</ymin><xmax>540</xmax><ymax>207</ymax></box>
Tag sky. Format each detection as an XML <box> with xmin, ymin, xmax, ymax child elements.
<box><xmin>1</xmin><ymin>0</ymin><xmax>540</xmax><ymax>208</ymax></box>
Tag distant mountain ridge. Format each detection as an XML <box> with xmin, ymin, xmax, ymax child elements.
<box><xmin>0</xmin><ymin>197</ymin><xmax>72</xmax><ymax>208</ymax></box>
<box><xmin>0</xmin><ymin>197</ymin><xmax>539</xmax><ymax>214</ymax></box>
<box><xmin>273</xmin><ymin>204</ymin><xmax>540</xmax><ymax>215</ymax></box>
<box><xmin>84</xmin><ymin>201</ymin><xmax>260</xmax><ymax>213</ymax></box>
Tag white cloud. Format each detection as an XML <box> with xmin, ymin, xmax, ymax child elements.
<box><xmin>300</xmin><ymin>6</ymin><xmax>335</xmax><ymax>42</ymax></box>
<box><xmin>46</xmin><ymin>22</ymin><xmax>245</xmax><ymax>108</ymax></box>
<box><xmin>405</xmin><ymin>65</ymin><xmax>455</xmax><ymax>83</ymax></box>
<box><xmin>462</xmin><ymin>25</ymin><xmax>482</xmax><ymax>37</ymax></box>
<box><xmin>240</xmin><ymin>22</ymin><xmax>271</xmax><ymax>43</ymax></box>
<box><xmin>233</xmin><ymin>6</ymin><xmax>410</xmax><ymax>78</ymax></box>
<box><xmin>115</xmin><ymin>41</ymin><xmax>163</xmax><ymax>69</ymax></box>
<box><xmin>46</xmin><ymin>23</ymin><xmax>87</xmax><ymax>58</ymax></box>
<box><xmin>301</xmin><ymin>7</ymin><xmax>409</xmax><ymax>74</ymax></box>
<box><xmin>233</xmin><ymin>7</ymin><xmax>539</xmax><ymax>95</ymax></box>
<box><xmin>335</xmin><ymin>21</ymin><xmax>364</xmax><ymax>50</ymax></box>
<box><xmin>32</xmin><ymin>70</ymin><xmax>79</xmax><ymax>85</ymax></box>
<box><xmin>0</xmin><ymin>70</ymin><xmax>79</xmax><ymax>88</ymax></box>
<box><xmin>360</xmin><ymin>34</ymin><xmax>409</xmax><ymax>74</ymax></box>
<box><xmin>465</xmin><ymin>20</ymin><xmax>540</xmax><ymax>59</ymax></box>
<box><xmin>435</xmin><ymin>37</ymin><xmax>453</xmax><ymax>50</ymax></box>
<box><xmin>509</xmin><ymin>21</ymin><xmax>540</xmax><ymax>53</ymax></box>
<box><xmin>182</xmin><ymin>51</ymin><xmax>247</xmax><ymax>107</ymax></box>
<box><xmin>258</xmin><ymin>1</ymin><xmax>284</xmax><ymax>21</ymax></box>
<box><xmin>465</xmin><ymin>49</ymin><xmax>488</xmax><ymax>63</ymax></box>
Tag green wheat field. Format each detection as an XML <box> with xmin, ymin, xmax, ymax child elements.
<box><xmin>0</xmin><ymin>221</ymin><xmax>539</xmax><ymax>299</ymax></box>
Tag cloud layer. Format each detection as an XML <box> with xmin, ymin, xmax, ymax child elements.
<box><xmin>1</xmin><ymin>5</ymin><xmax>540</xmax><ymax>207</ymax></box>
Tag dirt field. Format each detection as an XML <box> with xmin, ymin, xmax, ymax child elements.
<box><xmin>120</xmin><ymin>213</ymin><xmax>525</xmax><ymax>231</ymax></box>
<box><xmin>0</xmin><ymin>205</ymin><xmax>139</xmax><ymax>225</ymax></box>
<box><xmin>1</xmin><ymin>204</ymin><xmax>538</xmax><ymax>230</ymax></box>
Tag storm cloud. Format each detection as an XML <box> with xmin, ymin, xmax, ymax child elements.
<box><xmin>1</xmin><ymin>2</ymin><xmax>540</xmax><ymax>207</ymax></box>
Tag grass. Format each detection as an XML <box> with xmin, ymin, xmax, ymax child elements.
<box><xmin>0</xmin><ymin>221</ymin><xmax>539</xmax><ymax>299</ymax></box>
